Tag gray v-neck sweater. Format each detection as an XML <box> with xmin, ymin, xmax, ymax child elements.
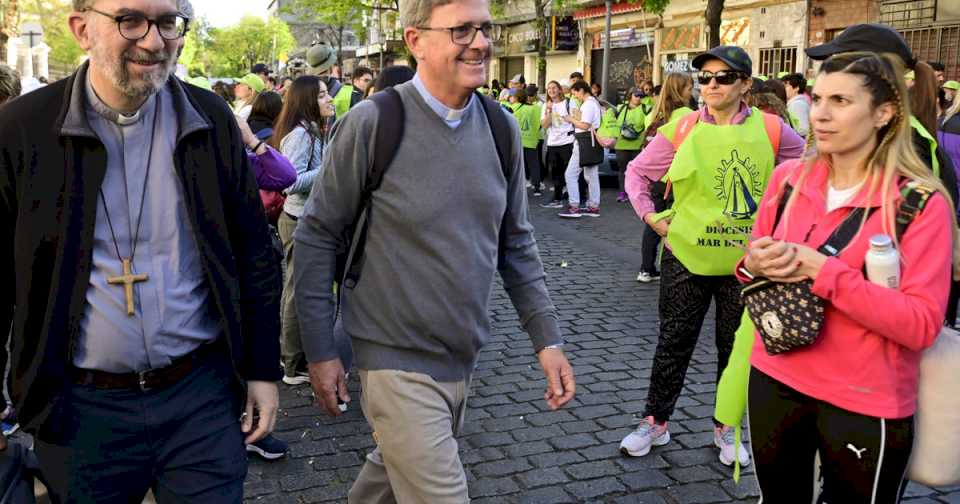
<box><xmin>293</xmin><ymin>81</ymin><xmax>561</xmax><ymax>381</ymax></box>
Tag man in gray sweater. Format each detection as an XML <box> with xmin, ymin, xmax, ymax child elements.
<box><xmin>293</xmin><ymin>0</ymin><xmax>575</xmax><ymax>502</ymax></box>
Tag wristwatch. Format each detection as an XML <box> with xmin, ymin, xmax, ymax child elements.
<box><xmin>541</xmin><ymin>343</ymin><xmax>564</xmax><ymax>352</ymax></box>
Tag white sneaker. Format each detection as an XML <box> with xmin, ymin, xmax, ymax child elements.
<box><xmin>620</xmin><ymin>416</ymin><xmax>670</xmax><ymax>457</ymax></box>
<box><xmin>715</xmin><ymin>425</ymin><xmax>751</xmax><ymax>467</ymax></box>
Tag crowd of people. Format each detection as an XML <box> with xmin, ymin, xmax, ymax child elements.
<box><xmin>0</xmin><ymin>0</ymin><xmax>959</xmax><ymax>501</ymax></box>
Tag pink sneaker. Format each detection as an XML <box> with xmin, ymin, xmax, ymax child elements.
<box><xmin>583</xmin><ymin>206</ymin><xmax>600</xmax><ymax>217</ymax></box>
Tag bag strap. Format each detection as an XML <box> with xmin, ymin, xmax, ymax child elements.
<box><xmin>340</xmin><ymin>87</ymin><xmax>405</xmax><ymax>288</ymax></box>
<box><xmin>818</xmin><ymin>206</ymin><xmax>875</xmax><ymax>256</ymax></box>
<box><xmin>772</xmin><ymin>184</ymin><xmax>793</xmax><ymax>232</ymax></box>
<box><xmin>771</xmin><ymin>182</ymin><xmax>873</xmax><ymax>257</ymax></box>
<box><xmin>306</xmin><ymin>132</ymin><xmax>317</xmax><ymax>172</ymax></box>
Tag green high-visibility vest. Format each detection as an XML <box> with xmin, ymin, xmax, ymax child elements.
<box><xmin>333</xmin><ymin>84</ymin><xmax>355</xmax><ymax>118</ymax></box>
<box><xmin>598</xmin><ymin>107</ymin><xmax>621</xmax><ymax>139</ymax></box>
<box><xmin>910</xmin><ymin>115</ymin><xmax>940</xmax><ymax>177</ymax></box>
<box><xmin>659</xmin><ymin>108</ymin><xmax>777</xmax><ymax>275</ymax></box>
<box><xmin>514</xmin><ymin>103</ymin><xmax>541</xmax><ymax>149</ymax></box>
<box><xmin>613</xmin><ymin>104</ymin><xmax>647</xmax><ymax>151</ymax></box>
<box><xmin>640</xmin><ymin>96</ymin><xmax>654</xmax><ymax>116</ymax></box>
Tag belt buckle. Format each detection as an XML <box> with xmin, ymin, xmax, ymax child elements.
<box><xmin>138</xmin><ymin>370</ymin><xmax>151</xmax><ymax>392</ymax></box>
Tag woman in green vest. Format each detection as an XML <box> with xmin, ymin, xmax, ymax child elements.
<box><xmin>602</xmin><ymin>89</ymin><xmax>649</xmax><ymax>203</ymax></box>
<box><xmin>510</xmin><ymin>87</ymin><xmax>545</xmax><ymax>193</ymax></box>
<box><xmin>632</xmin><ymin>72</ymin><xmax>695</xmax><ymax>282</ymax></box>
<box><xmin>619</xmin><ymin>46</ymin><xmax>805</xmax><ymax>466</ymax></box>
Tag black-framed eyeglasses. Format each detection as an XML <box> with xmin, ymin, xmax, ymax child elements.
<box><xmin>417</xmin><ymin>22</ymin><xmax>501</xmax><ymax>46</ymax></box>
<box><xmin>696</xmin><ymin>70</ymin><xmax>746</xmax><ymax>86</ymax></box>
<box><xmin>85</xmin><ymin>8</ymin><xmax>189</xmax><ymax>41</ymax></box>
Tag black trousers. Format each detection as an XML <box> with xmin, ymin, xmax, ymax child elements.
<box><xmin>615</xmin><ymin>149</ymin><xmax>639</xmax><ymax>193</ymax></box>
<box><xmin>749</xmin><ymin>368</ymin><xmax>914</xmax><ymax>504</ymax></box>
<box><xmin>546</xmin><ymin>143</ymin><xmax>573</xmax><ymax>202</ymax></box>
<box><xmin>35</xmin><ymin>348</ymin><xmax>247</xmax><ymax>503</ymax></box>
<box><xmin>640</xmin><ymin>181</ymin><xmax>669</xmax><ymax>274</ymax></box>
<box><xmin>523</xmin><ymin>147</ymin><xmax>542</xmax><ymax>188</ymax></box>
<box><xmin>643</xmin><ymin>249</ymin><xmax>741</xmax><ymax>423</ymax></box>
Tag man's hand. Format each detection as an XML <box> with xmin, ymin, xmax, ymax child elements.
<box><xmin>538</xmin><ymin>348</ymin><xmax>575</xmax><ymax>410</ymax></box>
<box><xmin>242</xmin><ymin>381</ymin><xmax>279</xmax><ymax>444</ymax></box>
<box><xmin>308</xmin><ymin>359</ymin><xmax>350</xmax><ymax>417</ymax></box>
<box><xmin>644</xmin><ymin>213</ymin><xmax>670</xmax><ymax>238</ymax></box>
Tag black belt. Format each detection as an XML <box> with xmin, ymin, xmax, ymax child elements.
<box><xmin>283</xmin><ymin>211</ymin><xmax>299</xmax><ymax>221</ymax></box>
<box><xmin>71</xmin><ymin>343</ymin><xmax>217</xmax><ymax>392</ymax></box>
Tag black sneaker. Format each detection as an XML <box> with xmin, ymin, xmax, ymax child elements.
<box><xmin>246</xmin><ymin>434</ymin><xmax>288</xmax><ymax>460</ymax></box>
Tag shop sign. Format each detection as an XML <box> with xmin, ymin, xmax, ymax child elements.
<box><xmin>504</xmin><ymin>21</ymin><xmax>543</xmax><ymax>54</ymax></box>
<box><xmin>593</xmin><ymin>28</ymin><xmax>654</xmax><ymax>49</ymax></box>
<box><xmin>553</xmin><ymin>16</ymin><xmax>579</xmax><ymax>51</ymax></box>
<box><xmin>662</xmin><ymin>57</ymin><xmax>693</xmax><ymax>74</ymax></box>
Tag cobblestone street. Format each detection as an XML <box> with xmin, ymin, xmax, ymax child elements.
<box><xmin>246</xmin><ymin>188</ymin><xmax>960</xmax><ymax>504</ymax></box>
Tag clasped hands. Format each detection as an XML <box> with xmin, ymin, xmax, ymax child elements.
<box><xmin>743</xmin><ymin>236</ymin><xmax>828</xmax><ymax>283</ymax></box>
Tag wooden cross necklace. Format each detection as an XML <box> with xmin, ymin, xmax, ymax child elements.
<box><xmin>100</xmin><ymin>94</ymin><xmax>161</xmax><ymax>316</ymax></box>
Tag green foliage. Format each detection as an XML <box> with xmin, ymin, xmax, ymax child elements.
<box><xmin>281</xmin><ymin>0</ymin><xmax>364</xmax><ymax>52</ymax></box>
<box><xmin>20</xmin><ymin>0</ymin><xmax>84</xmax><ymax>67</ymax></box>
<box><xmin>194</xmin><ymin>16</ymin><xmax>295</xmax><ymax>77</ymax></box>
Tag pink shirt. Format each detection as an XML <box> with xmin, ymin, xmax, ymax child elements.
<box><xmin>738</xmin><ymin>159</ymin><xmax>952</xmax><ymax>418</ymax></box>
<box><xmin>625</xmin><ymin>103</ymin><xmax>805</xmax><ymax>219</ymax></box>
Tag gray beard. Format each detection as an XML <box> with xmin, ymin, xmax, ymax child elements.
<box><xmin>91</xmin><ymin>45</ymin><xmax>177</xmax><ymax>100</ymax></box>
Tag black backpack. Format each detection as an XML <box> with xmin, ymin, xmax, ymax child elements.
<box><xmin>335</xmin><ymin>87</ymin><xmax>514</xmax><ymax>294</ymax></box>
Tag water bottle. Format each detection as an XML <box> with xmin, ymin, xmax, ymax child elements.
<box><xmin>865</xmin><ymin>234</ymin><xmax>900</xmax><ymax>289</ymax></box>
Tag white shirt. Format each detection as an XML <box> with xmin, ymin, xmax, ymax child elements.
<box><xmin>826</xmin><ymin>181</ymin><xmax>864</xmax><ymax>212</ymax></box>
<box><xmin>542</xmin><ymin>99</ymin><xmax>576</xmax><ymax>146</ymax></box>
<box><xmin>575</xmin><ymin>97</ymin><xmax>602</xmax><ymax>133</ymax></box>
<box><xmin>235</xmin><ymin>103</ymin><xmax>252</xmax><ymax>122</ymax></box>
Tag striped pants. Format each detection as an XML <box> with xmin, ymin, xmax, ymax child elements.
<box><xmin>748</xmin><ymin>368</ymin><xmax>913</xmax><ymax>504</ymax></box>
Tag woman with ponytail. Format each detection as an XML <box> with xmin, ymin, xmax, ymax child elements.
<box><xmin>742</xmin><ymin>51</ymin><xmax>957</xmax><ymax>503</ymax></box>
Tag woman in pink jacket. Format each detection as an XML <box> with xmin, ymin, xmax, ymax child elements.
<box><xmin>741</xmin><ymin>52</ymin><xmax>956</xmax><ymax>502</ymax></box>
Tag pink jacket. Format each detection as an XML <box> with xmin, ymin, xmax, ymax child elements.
<box><xmin>739</xmin><ymin>158</ymin><xmax>953</xmax><ymax>418</ymax></box>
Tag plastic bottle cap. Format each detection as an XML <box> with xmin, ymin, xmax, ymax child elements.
<box><xmin>869</xmin><ymin>234</ymin><xmax>893</xmax><ymax>249</ymax></box>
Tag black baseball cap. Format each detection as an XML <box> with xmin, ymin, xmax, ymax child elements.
<box><xmin>251</xmin><ymin>63</ymin><xmax>272</xmax><ymax>75</ymax></box>
<box><xmin>692</xmin><ymin>46</ymin><xmax>753</xmax><ymax>74</ymax></box>
<box><xmin>805</xmin><ymin>23</ymin><xmax>916</xmax><ymax>68</ymax></box>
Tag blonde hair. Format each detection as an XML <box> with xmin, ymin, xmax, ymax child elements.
<box><xmin>648</xmin><ymin>72</ymin><xmax>693</xmax><ymax>127</ymax></box>
<box><xmin>943</xmin><ymin>89</ymin><xmax>960</xmax><ymax>124</ymax></box>
<box><xmin>777</xmin><ymin>51</ymin><xmax>956</xmax><ymax>258</ymax></box>
<box><xmin>400</xmin><ymin>0</ymin><xmax>455</xmax><ymax>28</ymax></box>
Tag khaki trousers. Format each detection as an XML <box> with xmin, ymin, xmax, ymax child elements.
<box><xmin>348</xmin><ymin>369</ymin><xmax>471</xmax><ymax>504</ymax></box>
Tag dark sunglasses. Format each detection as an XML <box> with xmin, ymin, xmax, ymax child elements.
<box><xmin>697</xmin><ymin>70</ymin><xmax>746</xmax><ymax>86</ymax></box>
<box><xmin>632</xmin><ymin>90</ymin><xmax>645</xmax><ymax>97</ymax></box>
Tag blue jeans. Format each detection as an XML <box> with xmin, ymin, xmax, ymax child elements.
<box><xmin>34</xmin><ymin>348</ymin><xmax>247</xmax><ymax>503</ymax></box>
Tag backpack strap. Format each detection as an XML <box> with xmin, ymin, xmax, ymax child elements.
<box><xmin>895</xmin><ymin>182</ymin><xmax>936</xmax><ymax>240</ymax></box>
<box><xmin>340</xmin><ymin>87</ymin><xmax>405</xmax><ymax>288</ymax></box>
<box><xmin>669</xmin><ymin>111</ymin><xmax>700</xmax><ymax>151</ymax></box>
<box><xmin>760</xmin><ymin>112</ymin><xmax>782</xmax><ymax>157</ymax></box>
<box><xmin>475</xmin><ymin>91</ymin><xmax>514</xmax><ymax>269</ymax></box>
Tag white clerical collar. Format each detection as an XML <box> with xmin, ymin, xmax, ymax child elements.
<box><xmin>411</xmin><ymin>73</ymin><xmax>474</xmax><ymax>124</ymax></box>
<box><xmin>85</xmin><ymin>73</ymin><xmax>153</xmax><ymax>126</ymax></box>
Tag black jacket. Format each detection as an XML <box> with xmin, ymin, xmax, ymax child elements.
<box><xmin>0</xmin><ymin>66</ymin><xmax>283</xmax><ymax>433</ymax></box>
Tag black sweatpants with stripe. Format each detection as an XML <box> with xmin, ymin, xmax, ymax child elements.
<box><xmin>642</xmin><ymin>249</ymin><xmax>742</xmax><ymax>423</ymax></box>
<box><xmin>749</xmin><ymin>368</ymin><xmax>914</xmax><ymax>504</ymax></box>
